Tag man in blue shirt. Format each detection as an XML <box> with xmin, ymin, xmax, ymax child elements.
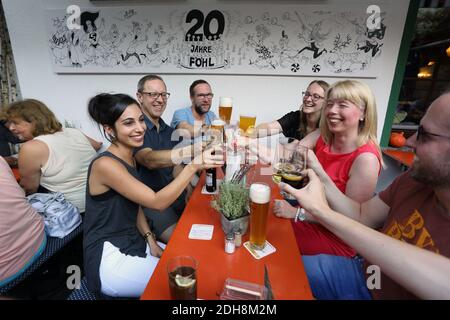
<box><xmin>170</xmin><ymin>79</ymin><xmax>217</xmax><ymax>139</ymax></box>
<box><xmin>135</xmin><ymin>74</ymin><xmax>194</xmax><ymax>243</ymax></box>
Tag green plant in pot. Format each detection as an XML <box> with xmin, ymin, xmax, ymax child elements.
<box><xmin>211</xmin><ymin>180</ymin><xmax>250</xmax><ymax>235</ymax></box>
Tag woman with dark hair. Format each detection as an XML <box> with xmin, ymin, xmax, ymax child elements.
<box><xmin>84</xmin><ymin>93</ymin><xmax>222</xmax><ymax>297</ymax></box>
<box><xmin>255</xmin><ymin>80</ymin><xmax>329</xmax><ymax>139</ymax></box>
<box><xmin>3</xmin><ymin>99</ymin><xmax>102</xmax><ymax>212</ymax></box>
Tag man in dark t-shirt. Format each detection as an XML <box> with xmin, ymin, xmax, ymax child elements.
<box><xmin>134</xmin><ymin>75</ymin><xmax>194</xmax><ymax>243</ymax></box>
<box><xmin>278</xmin><ymin>92</ymin><xmax>450</xmax><ymax>299</ymax></box>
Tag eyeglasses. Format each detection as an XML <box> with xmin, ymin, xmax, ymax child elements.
<box><xmin>141</xmin><ymin>91</ymin><xmax>170</xmax><ymax>100</ymax></box>
<box><xmin>416</xmin><ymin>125</ymin><xmax>450</xmax><ymax>143</ymax></box>
<box><xmin>195</xmin><ymin>93</ymin><xmax>214</xmax><ymax>99</ymax></box>
<box><xmin>302</xmin><ymin>91</ymin><xmax>324</xmax><ymax>102</ymax></box>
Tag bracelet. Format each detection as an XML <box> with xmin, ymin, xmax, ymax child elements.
<box><xmin>294</xmin><ymin>207</ymin><xmax>306</xmax><ymax>223</ymax></box>
<box><xmin>143</xmin><ymin>231</ymin><xmax>156</xmax><ymax>241</ymax></box>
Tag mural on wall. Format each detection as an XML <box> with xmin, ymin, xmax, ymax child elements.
<box><xmin>46</xmin><ymin>4</ymin><xmax>388</xmax><ymax>76</ymax></box>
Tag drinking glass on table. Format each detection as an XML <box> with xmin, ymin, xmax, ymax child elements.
<box><xmin>167</xmin><ymin>255</ymin><xmax>198</xmax><ymax>300</ymax></box>
<box><xmin>272</xmin><ymin>138</ymin><xmax>308</xmax><ymax>201</ymax></box>
<box><xmin>249</xmin><ymin>183</ymin><xmax>271</xmax><ymax>250</ymax></box>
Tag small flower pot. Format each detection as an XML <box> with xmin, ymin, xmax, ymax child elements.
<box><xmin>220</xmin><ymin>213</ymin><xmax>249</xmax><ymax>235</ymax></box>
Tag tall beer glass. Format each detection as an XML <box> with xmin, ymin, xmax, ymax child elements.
<box><xmin>219</xmin><ymin>97</ymin><xmax>233</xmax><ymax>125</ymax></box>
<box><xmin>210</xmin><ymin>119</ymin><xmax>225</xmax><ymax>144</ymax></box>
<box><xmin>249</xmin><ymin>183</ymin><xmax>271</xmax><ymax>250</ymax></box>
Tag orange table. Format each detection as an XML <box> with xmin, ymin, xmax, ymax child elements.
<box><xmin>382</xmin><ymin>148</ymin><xmax>414</xmax><ymax>167</ymax></box>
<box><xmin>12</xmin><ymin>167</ymin><xmax>20</xmax><ymax>181</ymax></box>
<box><xmin>141</xmin><ymin>164</ymin><xmax>313</xmax><ymax>300</ymax></box>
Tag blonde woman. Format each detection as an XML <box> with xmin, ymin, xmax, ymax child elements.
<box><xmin>274</xmin><ymin>80</ymin><xmax>382</xmax><ymax>258</ymax></box>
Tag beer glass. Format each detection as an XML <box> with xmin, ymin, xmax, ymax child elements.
<box><xmin>167</xmin><ymin>255</ymin><xmax>198</xmax><ymax>300</ymax></box>
<box><xmin>210</xmin><ymin>119</ymin><xmax>225</xmax><ymax>144</ymax></box>
<box><xmin>272</xmin><ymin>138</ymin><xmax>308</xmax><ymax>201</ymax></box>
<box><xmin>239</xmin><ymin>114</ymin><xmax>256</xmax><ymax>132</ymax></box>
<box><xmin>219</xmin><ymin>97</ymin><xmax>233</xmax><ymax>125</ymax></box>
<box><xmin>249</xmin><ymin>183</ymin><xmax>271</xmax><ymax>250</ymax></box>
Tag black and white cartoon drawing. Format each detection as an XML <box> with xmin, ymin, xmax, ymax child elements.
<box><xmin>295</xmin><ymin>12</ymin><xmax>330</xmax><ymax>59</ymax></box>
<box><xmin>46</xmin><ymin>5</ymin><xmax>387</xmax><ymax>76</ymax></box>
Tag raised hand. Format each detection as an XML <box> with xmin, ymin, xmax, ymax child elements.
<box><xmin>191</xmin><ymin>144</ymin><xmax>224</xmax><ymax>171</ymax></box>
<box><xmin>278</xmin><ymin>169</ymin><xmax>329</xmax><ymax>219</ymax></box>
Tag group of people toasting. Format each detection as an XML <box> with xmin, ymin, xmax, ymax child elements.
<box><xmin>1</xmin><ymin>73</ymin><xmax>449</xmax><ymax>300</ymax></box>
<box><xmin>236</xmin><ymin>79</ymin><xmax>450</xmax><ymax>300</ymax></box>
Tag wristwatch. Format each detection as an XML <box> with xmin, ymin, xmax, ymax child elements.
<box><xmin>294</xmin><ymin>207</ymin><xmax>306</xmax><ymax>223</ymax></box>
<box><xmin>143</xmin><ymin>231</ymin><xmax>156</xmax><ymax>241</ymax></box>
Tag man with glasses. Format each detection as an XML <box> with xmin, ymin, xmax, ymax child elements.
<box><xmin>170</xmin><ymin>79</ymin><xmax>217</xmax><ymax>139</ymax></box>
<box><xmin>278</xmin><ymin>92</ymin><xmax>450</xmax><ymax>299</ymax></box>
<box><xmin>134</xmin><ymin>74</ymin><xmax>192</xmax><ymax>243</ymax></box>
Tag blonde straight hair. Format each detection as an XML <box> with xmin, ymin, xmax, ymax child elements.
<box><xmin>319</xmin><ymin>80</ymin><xmax>382</xmax><ymax>161</ymax></box>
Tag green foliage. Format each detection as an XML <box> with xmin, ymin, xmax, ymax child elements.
<box><xmin>211</xmin><ymin>181</ymin><xmax>249</xmax><ymax>220</ymax></box>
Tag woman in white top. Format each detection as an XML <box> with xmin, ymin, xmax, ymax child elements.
<box><xmin>3</xmin><ymin>99</ymin><xmax>102</xmax><ymax>212</ymax></box>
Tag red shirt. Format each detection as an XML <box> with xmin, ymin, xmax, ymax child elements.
<box><xmin>315</xmin><ymin>136</ymin><xmax>381</xmax><ymax>193</ymax></box>
<box><xmin>292</xmin><ymin>136</ymin><xmax>381</xmax><ymax>258</ymax></box>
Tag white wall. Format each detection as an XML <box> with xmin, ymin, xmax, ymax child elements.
<box><xmin>3</xmin><ymin>0</ymin><xmax>410</xmax><ymax>143</ymax></box>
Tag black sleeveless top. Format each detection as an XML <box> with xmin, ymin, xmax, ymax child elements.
<box><xmin>83</xmin><ymin>151</ymin><xmax>146</xmax><ymax>293</ymax></box>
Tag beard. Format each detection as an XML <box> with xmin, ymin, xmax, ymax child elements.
<box><xmin>411</xmin><ymin>151</ymin><xmax>450</xmax><ymax>188</ymax></box>
<box><xmin>194</xmin><ymin>103</ymin><xmax>209</xmax><ymax>115</ymax></box>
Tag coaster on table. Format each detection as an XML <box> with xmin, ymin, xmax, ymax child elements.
<box><xmin>188</xmin><ymin>224</ymin><xmax>214</xmax><ymax>240</ymax></box>
<box><xmin>243</xmin><ymin>241</ymin><xmax>276</xmax><ymax>259</ymax></box>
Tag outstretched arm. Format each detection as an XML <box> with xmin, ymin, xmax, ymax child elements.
<box><xmin>306</xmin><ymin>150</ymin><xmax>389</xmax><ymax>228</ymax></box>
<box><xmin>279</xmin><ymin>170</ymin><xmax>450</xmax><ymax>299</ymax></box>
<box><xmin>175</xmin><ymin>121</ymin><xmax>203</xmax><ymax>139</ymax></box>
<box><xmin>255</xmin><ymin>121</ymin><xmax>282</xmax><ymax>138</ymax></box>
<box><xmin>91</xmin><ymin>146</ymin><xmax>223</xmax><ymax>211</ymax></box>
<box><xmin>135</xmin><ymin>143</ymin><xmax>196</xmax><ymax>169</ymax></box>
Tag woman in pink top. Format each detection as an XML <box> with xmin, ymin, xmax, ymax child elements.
<box><xmin>274</xmin><ymin>80</ymin><xmax>382</xmax><ymax>257</ymax></box>
<box><xmin>0</xmin><ymin>156</ymin><xmax>46</xmax><ymax>287</ymax></box>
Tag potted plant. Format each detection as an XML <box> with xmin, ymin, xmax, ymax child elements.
<box><xmin>211</xmin><ymin>180</ymin><xmax>250</xmax><ymax>235</ymax></box>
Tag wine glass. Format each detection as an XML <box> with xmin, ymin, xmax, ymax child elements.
<box><xmin>272</xmin><ymin>137</ymin><xmax>308</xmax><ymax>201</ymax></box>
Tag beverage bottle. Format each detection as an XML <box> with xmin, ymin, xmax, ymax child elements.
<box><xmin>205</xmin><ymin>167</ymin><xmax>217</xmax><ymax>192</ymax></box>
